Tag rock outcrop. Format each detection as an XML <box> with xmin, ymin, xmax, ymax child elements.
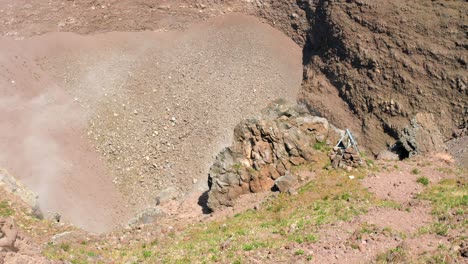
<box><xmin>0</xmin><ymin>169</ymin><xmax>39</xmax><ymax>212</ymax></box>
<box><xmin>274</xmin><ymin>172</ymin><xmax>298</xmax><ymax>193</ymax></box>
<box><xmin>207</xmin><ymin>101</ymin><xmax>342</xmax><ymax>211</ymax></box>
<box><xmin>396</xmin><ymin>113</ymin><xmax>447</xmax><ymax>157</ymax></box>
<box><xmin>251</xmin><ymin>0</ymin><xmax>468</xmax><ymax>154</ymax></box>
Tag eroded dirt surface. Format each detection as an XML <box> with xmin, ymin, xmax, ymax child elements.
<box><xmin>0</xmin><ymin>13</ymin><xmax>302</xmax><ymax>232</ymax></box>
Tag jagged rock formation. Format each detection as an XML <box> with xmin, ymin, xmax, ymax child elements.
<box><xmin>207</xmin><ymin>101</ymin><xmax>342</xmax><ymax>210</ymax></box>
<box><xmin>395</xmin><ymin>113</ymin><xmax>447</xmax><ymax>157</ymax></box>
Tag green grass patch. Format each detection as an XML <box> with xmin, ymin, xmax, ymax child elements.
<box><xmin>142</xmin><ymin>250</ymin><xmax>152</xmax><ymax>258</ymax></box>
<box><xmin>410</xmin><ymin>168</ymin><xmax>421</xmax><ymax>175</ymax></box>
<box><xmin>416</xmin><ymin>176</ymin><xmax>429</xmax><ymax>186</ymax></box>
<box><xmin>294</xmin><ymin>249</ymin><xmax>305</xmax><ymax>255</ymax></box>
<box><xmin>419</xmin><ymin>179</ymin><xmax>467</xmax><ymax>217</ymax></box>
<box><xmin>242</xmin><ymin>242</ymin><xmax>267</xmax><ymax>251</ymax></box>
<box><xmin>417</xmin><ymin>178</ymin><xmax>468</xmax><ymax>236</ymax></box>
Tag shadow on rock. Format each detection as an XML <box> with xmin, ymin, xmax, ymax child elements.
<box><xmin>198</xmin><ymin>191</ymin><xmax>212</xmax><ymax>215</ymax></box>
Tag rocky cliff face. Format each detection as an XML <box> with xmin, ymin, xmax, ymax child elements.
<box><xmin>207</xmin><ymin>101</ymin><xmax>342</xmax><ymax>210</ymax></box>
<box><xmin>250</xmin><ymin>0</ymin><xmax>467</xmax><ymax>154</ymax></box>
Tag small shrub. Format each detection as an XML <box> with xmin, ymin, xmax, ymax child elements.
<box><xmin>416</xmin><ymin>177</ymin><xmax>429</xmax><ymax>186</ymax></box>
<box><xmin>313</xmin><ymin>142</ymin><xmax>327</xmax><ymax>151</ymax></box>
<box><xmin>295</xmin><ymin>249</ymin><xmax>305</xmax><ymax>256</ymax></box>
<box><xmin>304</xmin><ymin>234</ymin><xmax>318</xmax><ymax>243</ymax></box>
<box><xmin>411</xmin><ymin>168</ymin><xmax>421</xmax><ymax>175</ymax></box>
<box><xmin>142</xmin><ymin>250</ymin><xmax>152</xmax><ymax>258</ymax></box>
<box><xmin>242</xmin><ymin>244</ymin><xmax>254</xmax><ymax>251</ymax></box>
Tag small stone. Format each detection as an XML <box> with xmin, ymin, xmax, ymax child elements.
<box><xmin>275</xmin><ymin>172</ymin><xmax>298</xmax><ymax>193</ymax></box>
<box><xmin>348</xmin><ymin>175</ymin><xmax>355</xmax><ymax>179</ymax></box>
<box><xmin>358</xmin><ymin>243</ymin><xmax>365</xmax><ymax>252</ymax></box>
<box><xmin>192</xmin><ymin>178</ymin><xmax>198</xmax><ymax>184</ymax></box>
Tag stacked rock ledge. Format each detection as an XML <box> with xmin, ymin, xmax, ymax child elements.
<box><xmin>207</xmin><ymin>101</ymin><xmax>343</xmax><ymax>211</ymax></box>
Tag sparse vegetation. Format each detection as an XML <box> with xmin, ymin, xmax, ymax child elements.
<box><xmin>417</xmin><ymin>178</ymin><xmax>467</xmax><ymax>237</ymax></box>
<box><xmin>59</xmin><ymin>243</ymin><xmax>71</xmax><ymax>252</ymax></box>
<box><xmin>416</xmin><ymin>176</ymin><xmax>430</xmax><ymax>186</ymax></box>
<box><xmin>232</xmin><ymin>163</ymin><xmax>243</xmax><ymax>171</ymax></box>
<box><xmin>376</xmin><ymin>246</ymin><xmax>407</xmax><ymax>263</ymax></box>
<box><xmin>0</xmin><ymin>0</ymin><xmax>466</xmax><ymax>263</ymax></box>
<box><xmin>313</xmin><ymin>141</ymin><xmax>329</xmax><ymax>152</ymax></box>
<box><xmin>0</xmin><ymin>200</ymin><xmax>14</xmax><ymax>217</ymax></box>
<box><xmin>142</xmin><ymin>250</ymin><xmax>152</xmax><ymax>258</ymax></box>
<box><xmin>294</xmin><ymin>249</ymin><xmax>305</xmax><ymax>255</ymax></box>
<box><xmin>242</xmin><ymin>242</ymin><xmax>267</xmax><ymax>251</ymax></box>
<box><xmin>365</xmin><ymin>158</ymin><xmax>375</xmax><ymax>167</ymax></box>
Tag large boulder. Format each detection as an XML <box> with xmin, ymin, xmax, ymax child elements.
<box><xmin>274</xmin><ymin>172</ymin><xmax>298</xmax><ymax>193</ymax></box>
<box><xmin>207</xmin><ymin>101</ymin><xmax>342</xmax><ymax>211</ymax></box>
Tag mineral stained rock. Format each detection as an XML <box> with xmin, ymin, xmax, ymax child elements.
<box><xmin>207</xmin><ymin>101</ymin><xmax>342</xmax><ymax>211</ymax></box>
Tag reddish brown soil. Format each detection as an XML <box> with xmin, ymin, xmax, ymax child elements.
<box><xmin>0</xmin><ymin>0</ymin><xmax>466</xmax><ymax>263</ymax></box>
<box><xmin>362</xmin><ymin>157</ymin><xmax>458</xmax><ymax>204</ymax></box>
<box><xmin>0</xmin><ymin>37</ymin><xmax>130</xmax><ymax>233</ymax></box>
<box><xmin>0</xmin><ymin>13</ymin><xmax>302</xmax><ymax>232</ymax></box>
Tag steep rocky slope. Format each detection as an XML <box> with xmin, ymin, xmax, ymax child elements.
<box><xmin>0</xmin><ymin>0</ymin><xmax>467</xmax><ymax>263</ymax></box>
<box><xmin>307</xmin><ymin>0</ymin><xmax>466</xmax><ymax>152</ymax></box>
<box><xmin>0</xmin><ymin>0</ymin><xmax>465</xmax><ymax>154</ymax></box>
<box><xmin>0</xmin><ymin>13</ymin><xmax>302</xmax><ymax>232</ymax></box>
<box><xmin>250</xmin><ymin>0</ymin><xmax>467</xmax><ymax>154</ymax></box>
